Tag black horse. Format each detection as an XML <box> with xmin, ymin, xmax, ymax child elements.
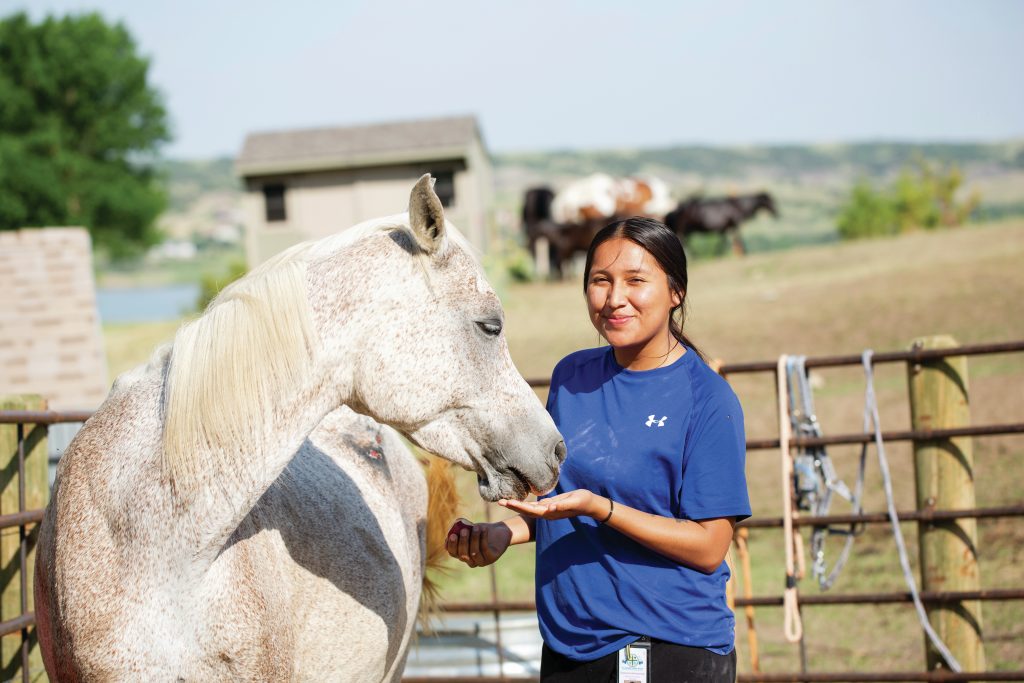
<box><xmin>664</xmin><ymin>192</ymin><xmax>778</xmax><ymax>256</ymax></box>
<box><xmin>522</xmin><ymin>186</ymin><xmax>616</xmax><ymax>279</ymax></box>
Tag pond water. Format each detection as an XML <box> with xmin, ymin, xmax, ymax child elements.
<box><xmin>97</xmin><ymin>283</ymin><xmax>200</xmax><ymax>324</ymax></box>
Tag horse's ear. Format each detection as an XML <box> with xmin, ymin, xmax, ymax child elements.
<box><xmin>409</xmin><ymin>174</ymin><xmax>446</xmax><ymax>254</ymax></box>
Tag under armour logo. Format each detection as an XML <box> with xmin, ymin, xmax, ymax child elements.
<box><xmin>646</xmin><ymin>415</ymin><xmax>668</xmax><ymax>427</ymax></box>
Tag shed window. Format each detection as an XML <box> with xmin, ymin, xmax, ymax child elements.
<box><xmin>433</xmin><ymin>171</ymin><xmax>455</xmax><ymax>208</ymax></box>
<box><xmin>263</xmin><ymin>184</ymin><xmax>287</xmax><ymax>222</ymax></box>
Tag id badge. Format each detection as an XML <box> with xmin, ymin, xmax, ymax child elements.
<box><xmin>616</xmin><ymin>639</ymin><xmax>650</xmax><ymax>683</ymax></box>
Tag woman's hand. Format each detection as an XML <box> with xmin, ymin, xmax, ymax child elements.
<box><xmin>444</xmin><ymin>519</ymin><xmax>514</xmax><ymax>568</ymax></box>
<box><xmin>504</xmin><ymin>493</ymin><xmax>736</xmax><ymax>572</ymax></box>
<box><xmin>499</xmin><ymin>489</ymin><xmax>609</xmax><ymax>521</ymax></box>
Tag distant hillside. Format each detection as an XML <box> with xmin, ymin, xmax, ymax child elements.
<box><xmin>496</xmin><ymin>141</ymin><xmax>1024</xmax><ymax>180</ymax></box>
<box><xmin>156</xmin><ymin>158</ymin><xmax>243</xmax><ymax>242</ymax></box>
<box><xmin>159</xmin><ymin>157</ymin><xmax>241</xmax><ymax>214</ymax></box>
<box><xmin>160</xmin><ymin>141</ymin><xmax>1024</xmax><ymax>251</ymax></box>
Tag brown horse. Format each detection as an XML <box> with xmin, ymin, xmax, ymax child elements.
<box><xmin>521</xmin><ymin>186</ymin><xmax>626</xmax><ymax>279</ymax></box>
<box><xmin>664</xmin><ymin>192</ymin><xmax>778</xmax><ymax>256</ymax></box>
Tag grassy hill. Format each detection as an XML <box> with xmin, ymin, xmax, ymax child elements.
<box><xmin>498</xmin><ymin>140</ymin><xmax>1024</xmax><ymax>181</ymax></box>
<box><xmin>156</xmin><ymin>141</ymin><xmax>1024</xmax><ymax>262</ymax></box>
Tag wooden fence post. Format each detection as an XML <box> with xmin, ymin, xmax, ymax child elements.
<box><xmin>0</xmin><ymin>395</ymin><xmax>50</xmax><ymax>682</ymax></box>
<box><xmin>906</xmin><ymin>336</ymin><xmax>985</xmax><ymax>672</ymax></box>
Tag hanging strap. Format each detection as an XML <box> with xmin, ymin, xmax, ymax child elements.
<box><xmin>860</xmin><ymin>350</ymin><xmax>962</xmax><ymax>672</ymax></box>
<box><xmin>777</xmin><ymin>355</ymin><xmax>804</xmax><ymax>643</ymax></box>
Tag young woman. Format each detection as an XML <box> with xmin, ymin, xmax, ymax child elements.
<box><xmin>446</xmin><ymin>217</ymin><xmax>750</xmax><ymax>682</ymax></box>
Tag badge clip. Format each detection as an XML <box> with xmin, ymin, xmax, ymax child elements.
<box><xmin>616</xmin><ymin>638</ymin><xmax>650</xmax><ymax>683</ymax></box>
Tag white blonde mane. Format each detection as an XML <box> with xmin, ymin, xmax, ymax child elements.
<box><xmin>161</xmin><ymin>213</ymin><xmax>472</xmax><ymax>497</ymax></box>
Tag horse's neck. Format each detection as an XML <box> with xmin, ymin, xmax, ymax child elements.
<box><xmin>736</xmin><ymin>195</ymin><xmax>764</xmax><ymax>217</ymax></box>
<box><xmin>175</xmin><ymin>370</ymin><xmax>343</xmax><ymax>564</ymax></box>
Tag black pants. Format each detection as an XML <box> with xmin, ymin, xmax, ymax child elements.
<box><xmin>540</xmin><ymin>640</ymin><xmax>736</xmax><ymax>683</ymax></box>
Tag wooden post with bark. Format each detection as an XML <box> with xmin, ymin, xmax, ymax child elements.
<box><xmin>0</xmin><ymin>395</ymin><xmax>50</xmax><ymax>682</ymax></box>
<box><xmin>906</xmin><ymin>335</ymin><xmax>985</xmax><ymax>672</ymax></box>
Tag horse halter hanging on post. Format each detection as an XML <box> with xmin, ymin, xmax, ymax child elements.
<box><xmin>785</xmin><ymin>356</ymin><xmax>864</xmax><ymax>591</ymax></box>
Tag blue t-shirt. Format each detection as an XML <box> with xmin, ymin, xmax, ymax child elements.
<box><xmin>536</xmin><ymin>345</ymin><xmax>751</xmax><ymax>661</ymax></box>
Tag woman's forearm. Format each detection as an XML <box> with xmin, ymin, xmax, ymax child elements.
<box><xmin>501</xmin><ymin>492</ymin><xmax>735</xmax><ymax>572</ymax></box>
<box><xmin>599</xmin><ymin>498</ymin><xmax>734</xmax><ymax>572</ymax></box>
<box><xmin>501</xmin><ymin>514</ymin><xmax>536</xmax><ymax>545</ymax></box>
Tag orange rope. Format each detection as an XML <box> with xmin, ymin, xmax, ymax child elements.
<box><xmin>734</xmin><ymin>527</ymin><xmax>760</xmax><ymax>672</ymax></box>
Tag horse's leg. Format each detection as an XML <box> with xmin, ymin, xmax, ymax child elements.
<box><xmin>733</xmin><ymin>231</ymin><xmax>747</xmax><ymax>256</ymax></box>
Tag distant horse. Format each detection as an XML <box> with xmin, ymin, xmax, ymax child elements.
<box><xmin>523</xmin><ymin>186</ymin><xmax>614</xmax><ymax>279</ymax></box>
<box><xmin>550</xmin><ymin>174</ymin><xmax>675</xmax><ymax>225</ymax></box>
<box><xmin>664</xmin><ymin>192</ymin><xmax>778</xmax><ymax>255</ymax></box>
<box><xmin>522</xmin><ymin>175</ymin><xmax>674</xmax><ymax>278</ymax></box>
<box><xmin>36</xmin><ymin>175</ymin><xmax>566</xmax><ymax>681</ymax></box>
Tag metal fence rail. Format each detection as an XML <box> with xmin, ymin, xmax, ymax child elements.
<box><xmin>404</xmin><ymin>673</ymin><xmax>1024</xmax><ymax>683</ymax></box>
<box><xmin>439</xmin><ymin>588</ymin><xmax>1024</xmax><ymax>614</ymax></box>
<box><xmin>2</xmin><ymin>339</ymin><xmax>1023</xmax><ymax>681</ymax></box>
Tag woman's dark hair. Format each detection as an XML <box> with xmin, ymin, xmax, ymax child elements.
<box><xmin>583</xmin><ymin>216</ymin><xmax>705</xmax><ymax>360</ymax></box>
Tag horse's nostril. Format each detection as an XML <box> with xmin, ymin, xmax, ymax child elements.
<box><xmin>554</xmin><ymin>440</ymin><xmax>567</xmax><ymax>464</ymax></box>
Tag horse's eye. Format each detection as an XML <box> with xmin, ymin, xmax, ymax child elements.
<box><xmin>475</xmin><ymin>319</ymin><xmax>502</xmax><ymax>337</ymax></box>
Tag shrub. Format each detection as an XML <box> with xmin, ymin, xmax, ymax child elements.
<box><xmin>837</xmin><ymin>180</ymin><xmax>899</xmax><ymax>239</ymax></box>
<box><xmin>836</xmin><ymin>159</ymin><xmax>980</xmax><ymax>240</ymax></box>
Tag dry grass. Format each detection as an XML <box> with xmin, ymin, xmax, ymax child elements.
<box><xmin>103</xmin><ymin>320</ymin><xmax>180</xmax><ymax>382</ymax></box>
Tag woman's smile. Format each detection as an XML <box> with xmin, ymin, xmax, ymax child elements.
<box><xmin>586</xmin><ymin>237</ymin><xmax>682</xmax><ymax>369</ymax></box>
<box><xmin>603</xmin><ymin>313</ymin><xmax>633</xmax><ymax>327</ymax></box>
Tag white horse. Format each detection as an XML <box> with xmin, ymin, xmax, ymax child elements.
<box><xmin>35</xmin><ymin>176</ymin><xmax>565</xmax><ymax>681</ymax></box>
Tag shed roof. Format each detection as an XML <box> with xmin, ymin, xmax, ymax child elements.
<box><xmin>236</xmin><ymin>115</ymin><xmax>482</xmax><ymax>177</ymax></box>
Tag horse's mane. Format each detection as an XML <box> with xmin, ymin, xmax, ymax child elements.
<box><xmin>161</xmin><ymin>213</ymin><xmax>453</xmax><ymax>497</ymax></box>
<box><xmin>419</xmin><ymin>454</ymin><xmax>460</xmax><ymax>631</ymax></box>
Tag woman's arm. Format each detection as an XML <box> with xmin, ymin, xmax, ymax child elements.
<box><xmin>500</xmin><ymin>491</ymin><xmax>734</xmax><ymax>573</ymax></box>
<box><xmin>445</xmin><ymin>514</ymin><xmax>536</xmax><ymax>568</ymax></box>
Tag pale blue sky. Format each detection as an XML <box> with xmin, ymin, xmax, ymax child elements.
<box><xmin>11</xmin><ymin>0</ymin><xmax>1024</xmax><ymax>158</ymax></box>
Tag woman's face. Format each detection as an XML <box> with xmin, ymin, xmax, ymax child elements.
<box><xmin>586</xmin><ymin>237</ymin><xmax>681</xmax><ymax>362</ymax></box>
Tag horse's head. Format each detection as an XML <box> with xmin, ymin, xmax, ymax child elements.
<box><xmin>664</xmin><ymin>198</ymin><xmax>698</xmax><ymax>233</ymax></box>
<box><xmin>308</xmin><ymin>176</ymin><xmax>565</xmax><ymax>501</ymax></box>
<box><xmin>755</xmin><ymin>192</ymin><xmax>779</xmax><ymax>217</ymax></box>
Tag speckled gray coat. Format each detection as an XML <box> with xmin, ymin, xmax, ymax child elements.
<box><xmin>34</xmin><ymin>177</ymin><xmax>565</xmax><ymax>681</ymax></box>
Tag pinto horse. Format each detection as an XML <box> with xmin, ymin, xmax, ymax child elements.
<box><xmin>664</xmin><ymin>192</ymin><xmax>778</xmax><ymax>256</ymax></box>
<box><xmin>36</xmin><ymin>176</ymin><xmax>566</xmax><ymax>681</ymax></box>
<box><xmin>522</xmin><ymin>175</ymin><xmax>675</xmax><ymax>278</ymax></box>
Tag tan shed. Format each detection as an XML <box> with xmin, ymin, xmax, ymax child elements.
<box><xmin>236</xmin><ymin>115</ymin><xmax>493</xmax><ymax>266</ymax></box>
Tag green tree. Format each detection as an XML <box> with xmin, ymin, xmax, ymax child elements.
<box><xmin>0</xmin><ymin>12</ymin><xmax>170</xmax><ymax>258</ymax></box>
